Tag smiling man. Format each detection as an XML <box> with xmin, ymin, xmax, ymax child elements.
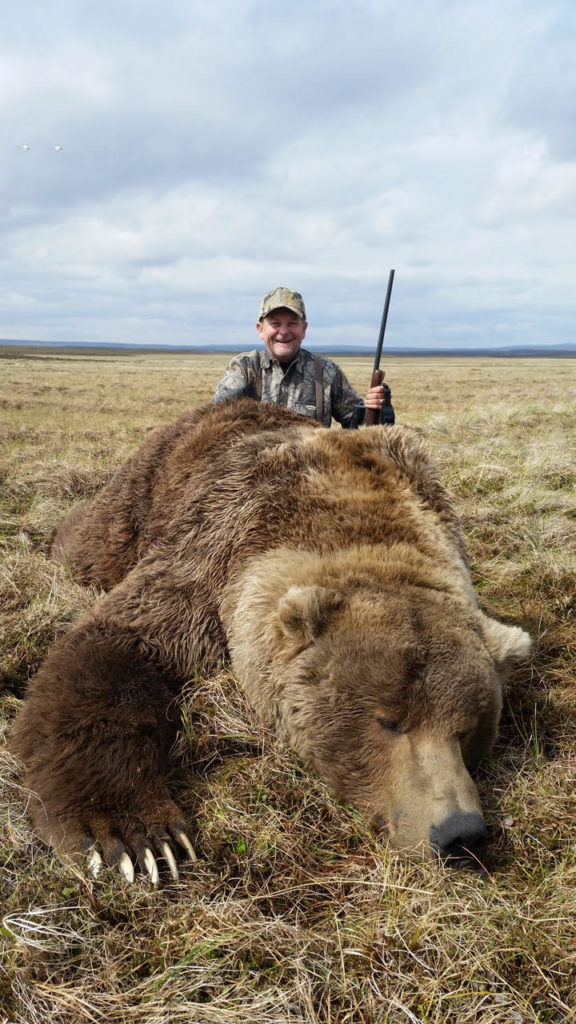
<box><xmin>212</xmin><ymin>287</ymin><xmax>390</xmax><ymax>428</ymax></box>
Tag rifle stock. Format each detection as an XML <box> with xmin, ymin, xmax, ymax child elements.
<box><xmin>364</xmin><ymin>368</ymin><xmax>385</xmax><ymax>426</ymax></box>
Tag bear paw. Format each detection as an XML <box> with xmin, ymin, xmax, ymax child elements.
<box><xmin>87</xmin><ymin>811</ymin><xmax>197</xmax><ymax>884</ymax></box>
<box><xmin>33</xmin><ymin>797</ymin><xmax>197</xmax><ymax>885</ymax></box>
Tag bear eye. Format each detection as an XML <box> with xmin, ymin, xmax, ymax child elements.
<box><xmin>376</xmin><ymin>717</ymin><xmax>401</xmax><ymax>734</ymax></box>
<box><xmin>457</xmin><ymin>719</ymin><xmax>478</xmax><ymax>744</ymax></box>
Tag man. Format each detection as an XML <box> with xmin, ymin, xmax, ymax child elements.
<box><xmin>212</xmin><ymin>287</ymin><xmax>391</xmax><ymax>428</ymax></box>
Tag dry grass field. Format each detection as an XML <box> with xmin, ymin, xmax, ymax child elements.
<box><xmin>1</xmin><ymin>348</ymin><xmax>575</xmax><ymax>1024</ymax></box>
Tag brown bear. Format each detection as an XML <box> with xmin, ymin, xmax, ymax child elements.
<box><xmin>11</xmin><ymin>399</ymin><xmax>531</xmax><ymax>882</ymax></box>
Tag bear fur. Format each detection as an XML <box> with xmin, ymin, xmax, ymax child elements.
<box><xmin>11</xmin><ymin>399</ymin><xmax>531</xmax><ymax>876</ymax></box>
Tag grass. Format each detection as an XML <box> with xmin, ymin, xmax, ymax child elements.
<box><xmin>1</xmin><ymin>348</ymin><xmax>575</xmax><ymax>1023</ymax></box>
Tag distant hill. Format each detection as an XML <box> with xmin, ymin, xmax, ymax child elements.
<box><xmin>1</xmin><ymin>339</ymin><xmax>575</xmax><ymax>357</ymax></box>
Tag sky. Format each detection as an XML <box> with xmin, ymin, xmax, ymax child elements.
<box><xmin>2</xmin><ymin>0</ymin><xmax>575</xmax><ymax>351</ymax></box>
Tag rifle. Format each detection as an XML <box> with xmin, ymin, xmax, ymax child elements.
<box><xmin>364</xmin><ymin>269</ymin><xmax>395</xmax><ymax>426</ymax></box>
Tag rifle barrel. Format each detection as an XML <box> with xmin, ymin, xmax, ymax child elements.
<box><xmin>372</xmin><ymin>269</ymin><xmax>395</xmax><ymax>373</ymax></box>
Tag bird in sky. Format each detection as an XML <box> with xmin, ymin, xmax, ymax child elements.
<box><xmin>18</xmin><ymin>143</ymin><xmax>31</xmax><ymax>150</ymax></box>
<box><xmin>54</xmin><ymin>145</ymin><xmax>64</xmax><ymax>152</ymax></box>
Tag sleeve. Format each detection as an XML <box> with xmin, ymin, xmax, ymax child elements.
<box><xmin>212</xmin><ymin>355</ymin><xmax>255</xmax><ymax>404</ymax></box>
<box><xmin>329</xmin><ymin>365</ymin><xmax>364</xmax><ymax>429</ymax></box>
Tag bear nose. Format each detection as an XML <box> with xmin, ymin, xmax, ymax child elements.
<box><xmin>429</xmin><ymin>811</ymin><xmax>488</xmax><ymax>870</ymax></box>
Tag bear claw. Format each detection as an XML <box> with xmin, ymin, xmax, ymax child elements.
<box><xmin>174</xmin><ymin>830</ymin><xmax>197</xmax><ymax>862</ymax></box>
<box><xmin>118</xmin><ymin>852</ymin><xmax>136</xmax><ymax>884</ymax></box>
<box><xmin>87</xmin><ymin>849</ymin><xmax>104</xmax><ymax>878</ymax></box>
<box><xmin>160</xmin><ymin>842</ymin><xmax>179</xmax><ymax>880</ymax></box>
<box><xmin>142</xmin><ymin>848</ymin><xmax>160</xmax><ymax>885</ymax></box>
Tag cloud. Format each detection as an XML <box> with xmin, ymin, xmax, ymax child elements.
<box><xmin>1</xmin><ymin>0</ymin><xmax>575</xmax><ymax>348</ymax></box>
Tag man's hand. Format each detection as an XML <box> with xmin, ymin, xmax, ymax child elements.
<box><xmin>364</xmin><ymin>383</ymin><xmax>386</xmax><ymax>410</ymax></box>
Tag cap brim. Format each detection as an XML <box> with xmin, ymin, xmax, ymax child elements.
<box><xmin>260</xmin><ymin>304</ymin><xmax>305</xmax><ymax>320</ymax></box>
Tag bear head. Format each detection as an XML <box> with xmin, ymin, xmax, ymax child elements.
<box><xmin>223</xmin><ymin>548</ymin><xmax>532</xmax><ymax>868</ymax></box>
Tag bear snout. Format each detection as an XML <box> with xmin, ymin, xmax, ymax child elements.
<box><xmin>429</xmin><ymin>811</ymin><xmax>488</xmax><ymax>871</ymax></box>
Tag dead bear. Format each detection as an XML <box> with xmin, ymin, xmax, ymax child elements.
<box><xmin>11</xmin><ymin>399</ymin><xmax>531</xmax><ymax>881</ymax></box>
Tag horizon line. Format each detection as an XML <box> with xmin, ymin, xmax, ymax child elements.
<box><xmin>1</xmin><ymin>338</ymin><xmax>575</xmax><ymax>358</ymax></box>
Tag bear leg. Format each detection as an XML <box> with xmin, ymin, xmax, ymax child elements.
<box><xmin>11</xmin><ymin>619</ymin><xmax>197</xmax><ymax>881</ymax></box>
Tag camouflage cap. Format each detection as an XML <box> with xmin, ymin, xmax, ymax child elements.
<box><xmin>258</xmin><ymin>287</ymin><xmax>307</xmax><ymax>321</ymax></box>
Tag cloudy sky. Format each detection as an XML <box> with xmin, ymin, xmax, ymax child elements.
<box><xmin>2</xmin><ymin>0</ymin><xmax>575</xmax><ymax>350</ymax></box>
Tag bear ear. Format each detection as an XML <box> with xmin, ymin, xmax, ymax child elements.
<box><xmin>480</xmin><ymin>614</ymin><xmax>532</xmax><ymax>668</ymax></box>
<box><xmin>277</xmin><ymin>585</ymin><xmax>344</xmax><ymax>644</ymax></box>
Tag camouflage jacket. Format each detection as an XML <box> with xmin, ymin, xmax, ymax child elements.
<box><xmin>212</xmin><ymin>348</ymin><xmax>363</xmax><ymax>428</ymax></box>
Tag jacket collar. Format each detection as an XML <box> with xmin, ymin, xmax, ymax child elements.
<box><xmin>260</xmin><ymin>346</ymin><xmax>310</xmax><ymax>370</ymax></box>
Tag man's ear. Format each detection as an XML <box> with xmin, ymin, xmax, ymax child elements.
<box><xmin>480</xmin><ymin>614</ymin><xmax>532</xmax><ymax>668</ymax></box>
<box><xmin>277</xmin><ymin>586</ymin><xmax>344</xmax><ymax>644</ymax></box>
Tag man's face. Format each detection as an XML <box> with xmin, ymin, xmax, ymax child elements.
<box><xmin>256</xmin><ymin>307</ymin><xmax>307</xmax><ymax>363</ymax></box>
